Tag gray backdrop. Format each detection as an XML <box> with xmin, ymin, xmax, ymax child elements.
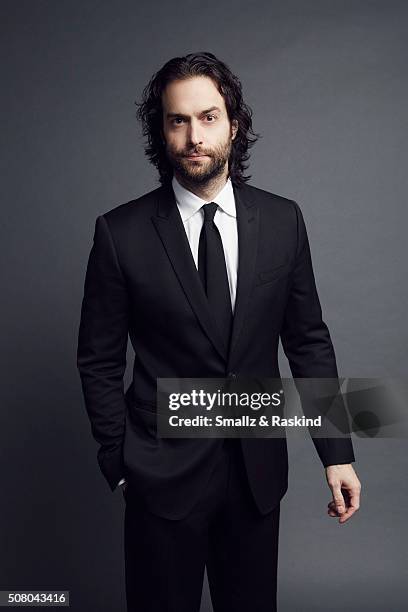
<box><xmin>1</xmin><ymin>0</ymin><xmax>407</xmax><ymax>610</ymax></box>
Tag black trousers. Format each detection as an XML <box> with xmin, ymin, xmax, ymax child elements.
<box><xmin>124</xmin><ymin>439</ymin><xmax>280</xmax><ymax>612</ymax></box>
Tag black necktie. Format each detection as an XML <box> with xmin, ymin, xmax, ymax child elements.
<box><xmin>198</xmin><ymin>202</ymin><xmax>233</xmax><ymax>351</ymax></box>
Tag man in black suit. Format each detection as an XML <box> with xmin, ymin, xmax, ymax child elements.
<box><xmin>77</xmin><ymin>51</ymin><xmax>361</xmax><ymax>612</ymax></box>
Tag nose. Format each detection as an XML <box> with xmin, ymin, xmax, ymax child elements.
<box><xmin>187</xmin><ymin>118</ymin><xmax>203</xmax><ymax>147</ymax></box>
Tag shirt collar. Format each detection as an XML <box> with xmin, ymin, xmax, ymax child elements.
<box><xmin>172</xmin><ymin>175</ymin><xmax>236</xmax><ymax>222</ymax></box>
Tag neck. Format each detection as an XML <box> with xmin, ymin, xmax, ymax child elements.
<box><xmin>174</xmin><ymin>169</ymin><xmax>229</xmax><ymax>201</ymax></box>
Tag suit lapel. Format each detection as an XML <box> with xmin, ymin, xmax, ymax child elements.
<box><xmin>152</xmin><ymin>184</ymin><xmax>228</xmax><ymax>362</ymax></box>
<box><xmin>228</xmin><ymin>184</ymin><xmax>259</xmax><ymax>362</ymax></box>
<box><xmin>151</xmin><ymin>182</ymin><xmax>259</xmax><ymax>366</ymax></box>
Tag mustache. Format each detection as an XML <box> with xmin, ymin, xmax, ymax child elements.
<box><xmin>182</xmin><ymin>150</ymin><xmax>210</xmax><ymax>157</ymax></box>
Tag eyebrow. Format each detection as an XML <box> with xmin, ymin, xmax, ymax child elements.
<box><xmin>166</xmin><ymin>106</ymin><xmax>222</xmax><ymax>119</ymax></box>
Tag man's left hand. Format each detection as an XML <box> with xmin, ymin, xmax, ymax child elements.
<box><xmin>325</xmin><ymin>464</ymin><xmax>361</xmax><ymax>524</ymax></box>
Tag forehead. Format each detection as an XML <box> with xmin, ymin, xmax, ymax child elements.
<box><xmin>162</xmin><ymin>76</ymin><xmax>227</xmax><ymax>115</ymax></box>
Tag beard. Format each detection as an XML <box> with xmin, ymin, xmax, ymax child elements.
<box><xmin>165</xmin><ymin>136</ymin><xmax>233</xmax><ymax>186</ymax></box>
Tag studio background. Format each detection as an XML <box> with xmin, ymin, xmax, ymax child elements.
<box><xmin>1</xmin><ymin>1</ymin><xmax>407</xmax><ymax>610</ymax></box>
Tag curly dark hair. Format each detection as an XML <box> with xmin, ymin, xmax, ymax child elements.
<box><xmin>135</xmin><ymin>51</ymin><xmax>260</xmax><ymax>186</ymax></box>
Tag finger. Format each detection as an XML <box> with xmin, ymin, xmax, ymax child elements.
<box><xmin>327</xmin><ymin>498</ymin><xmax>342</xmax><ymax>517</ymax></box>
<box><xmin>330</xmin><ymin>484</ymin><xmax>346</xmax><ymax>515</ymax></box>
<box><xmin>327</xmin><ymin>500</ymin><xmax>357</xmax><ymax>521</ymax></box>
<box><xmin>327</xmin><ymin>501</ymin><xmax>341</xmax><ymax>517</ymax></box>
<box><xmin>338</xmin><ymin>489</ymin><xmax>360</xmax><ymax>522</ymax></box>
<box><xmin>338</xmin><ymin>506</ymin><xmax>356</xmax><ymax>523</ymax></box>
<box><xmin>348</xmin><ymin>488</ymin><xmax>361</xmax><ymax>510</ymax></box>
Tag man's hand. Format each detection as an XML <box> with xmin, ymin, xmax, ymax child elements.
<box><xmin>325</xmin><ymin>464</ymin><xmax>361</xmax><ymax>524</ymax></box>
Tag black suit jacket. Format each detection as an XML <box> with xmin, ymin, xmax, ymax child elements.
<box><xmin>77</xmin><ymin>181</ymin><xmax>355</xmax><ymax>519</ymax></box>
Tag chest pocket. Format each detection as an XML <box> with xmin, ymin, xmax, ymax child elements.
<box><xmin>255</xmin><ymin>261</ymin><xmax>292</xmax><ymax>287</ymax></box>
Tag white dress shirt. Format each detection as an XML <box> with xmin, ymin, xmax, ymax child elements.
<box><xmin>172</xmin><ymin>174</ymin><xmax>239</xmax><ymax>312</ymax></box>
<box><xmin>117</xmin><ymin>175</ymin><xmax>239</xmax><ymax>489</ymax></box>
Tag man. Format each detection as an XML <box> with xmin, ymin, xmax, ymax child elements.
<box><xmin>77</xmin><ymin>51</ymin><xmax>361</xmax><ymax>612</ymax></box>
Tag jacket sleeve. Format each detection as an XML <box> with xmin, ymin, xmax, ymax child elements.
<box><xmin>280</xmin><ymin>201</ymin><xmax>355</xmax><ymax>467</ymax></box>
<box><xmin>77</xmin><ymin>214</ymin><xmax>130</xmax><ymax>491</ymax></box>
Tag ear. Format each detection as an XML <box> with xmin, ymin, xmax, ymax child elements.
<box><xmin>231</xmin><ymin>119</ymin><xmax>238</xmax><ymax>140</ymax></box>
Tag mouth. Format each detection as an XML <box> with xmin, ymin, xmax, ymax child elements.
<box><xmin>184</xmin><ymin>154</ymin><xmax>209</xmax><ymax>160</ymax></box>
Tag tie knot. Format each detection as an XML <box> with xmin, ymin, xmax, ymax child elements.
<box><xmin>202</xmin><ymin>202</ymin><xmax>218</xmax><ymax>224</ymax></box>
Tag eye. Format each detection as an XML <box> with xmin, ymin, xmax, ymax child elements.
<box><xmin>171</xmin><ymin>117</ymin><xmax>185</xmax><ymax>125</ymax></box>
<box><xmin>205</xmin><ymin>114</ymin><xmax>217</xmax><ymax>122</ymax></box>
